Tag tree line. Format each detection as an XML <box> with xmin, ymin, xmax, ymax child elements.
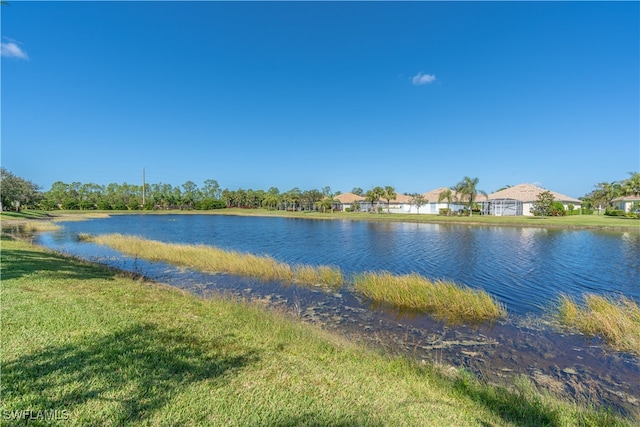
<box><xmin>0</xmin><ymin>169</ymin><xmax>344</xmax><ymax>212</ymax></box>
<box><xmin>1</xmin><ymin>167</ymin><xmax>638</xmax><ymax>214</ymax></box>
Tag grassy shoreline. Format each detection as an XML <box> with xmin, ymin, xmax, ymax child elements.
<box><xmin>1</xmin><ymin>237</ymin><xmax>630</xmax><ymax>425</ymax></box>
<box><xmin>555</xmin><ymin>294</ymin><xmax>640</xmax><ymax>357</ymax></box>
<box><xmin>86</xmin><ymin>233</ymin><xmax>344</xmax><ymax>289</ymax></box>
<box><xmin>354</xmin><ymin>272</ymin><xmax>506</xmax><ymax>323</ymax></box>
<box><xmin>85</xmin><ymin>233</ymin><xmax>505</xmax><ymax>323</ymax></box>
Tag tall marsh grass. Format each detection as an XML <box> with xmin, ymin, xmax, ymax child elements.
<box><xmin>556</xmin><ymin>294</ymin><xmax>640</xmax><ymax>356</ymax></box>
<box><xmin>353</xmin><ymin>272</ymin><xmax>506</xmax><ymax>324</ymax></box>
<box><xmin>20</xmin><ymin>221</ymin><xmax>61</xmax><ymax>232</ymax></box>
<box><xmin>87</xmin><ymin>233</ymin><xmax>343</xmax><ymax>288</ymax></box>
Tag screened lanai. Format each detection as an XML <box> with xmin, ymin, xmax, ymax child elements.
<box><xmin>486</xmin><ymin>199</ymin><xmax>523</xmax><ymax>216</ymax></box>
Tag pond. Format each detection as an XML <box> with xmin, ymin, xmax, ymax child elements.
<box><xmin>28</xmin><ymin>214</ymin><xmax>640</xmax><ymax>416</ymax></box>
<box><xmin>36</xmin><ymin>214</ymin><xmax>639</xmax><ymax>315</ymax></box>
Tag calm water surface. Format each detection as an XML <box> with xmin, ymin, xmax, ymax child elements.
<box><xmin>39</xmin><ymin>214</ymin><xmax>639</xmax><ymax>315</ymax></box>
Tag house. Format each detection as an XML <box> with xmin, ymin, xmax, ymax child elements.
<box><xmin>485</xmin><ymin>183</ymin><xmax>582</xmax><ymax>216</ymax></box>
<box><xmin>413</xmin><ymin>188</ymin><xmax>487</xmax><ymax>214</ymax></box>
<box><xmin>384</xmin><ymin>193</ymin><xmax>414</xmax><ymax>213</ymax></box>
<box><xmin>334</xmin><ymin>192</ymin><xmax>414</xmax><ymax>213</ymax></box>
<box><xmin>611</xmin><ymin>195</ymin><xmax>640</xmax><ymax>213</ymax></box>
<box><xmin>334</xmin><ymin>192</ymin><xmax>366</xmax><ymax>212</ymax></box>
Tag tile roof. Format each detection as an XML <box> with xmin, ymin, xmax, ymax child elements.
<box><xmin>612</xmin><ymin>195</ymin><xmax>640</xmax><ymax>202</ymax></box>
<box><xmin>421</xmin><ymin>187</ymin><xmax>487</xmax><ymax>203</ymax></box>
<box><xmin>488</xmin><ymin>183</ymin><xmax>581</xmax><ymax>203</ymax></box>
<box><xmin>334</xmin><ymin>192</ymin><xmax>365</xmax><ymax>203</ymax></box>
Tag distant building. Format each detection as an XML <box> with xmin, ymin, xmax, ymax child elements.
<box><xmin>337</xmin><ymin>183</ymin><xmax>582</xmax><ymax>216</ymax></box>
<box><xmin>485</xmin><ymin>183</ymin><xmax>582</xmax><ymax>216</ymax></box>
<box><xmin>611</xmin><ymin>195</ymin><xmax>640</xmax><ymax>213</ymax></box>
<box><xmin>334</xmin><ymin>192</ymin><xmax>366</xmax><ymax>211</ymax></box>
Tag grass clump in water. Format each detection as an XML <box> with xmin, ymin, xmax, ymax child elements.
<box><xmin>353</xmin><ymin>272</ymin><xmax>506</xmax><ymax>324</ymax></box>
<box><xmin>555</xmin><ymin>294</ymin><xmax>640</xmax><ymax>356</ymax></box>
<box><xmin>22</xmin><ymin>220</ymin><xmax>61</xmax><ymax>232</ymax></box>
<box><xmin>88</xmin><ymin>233</ymin><xmax>343</xmax><ymax>289</ymax></box>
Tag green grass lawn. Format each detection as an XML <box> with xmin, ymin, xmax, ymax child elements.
<box><xmin>1</xmin><ymin>238</ymin><xmax>630</xmax><ymax>426</ymax></box>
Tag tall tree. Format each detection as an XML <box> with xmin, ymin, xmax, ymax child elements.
<box><xmin>202</xmin><ymin>179</ymin><xmax>221</xmax><ymax>200</ymax></box>
<box><xmin>365</xmin><ymin>186</ymin><xmax>385</xmax><ymax>213</ymax></box>
<box><xmin>262</xmin><ymin>193</ymin><xmax>279</xmax><ymax>210</ymax></box>
<box><xmin>622</xmin><ymin>172</ymin><xmax>640</xmax><ymax>196</ymax></box>
<box><xmin>79</xmin><ymin>183</ymin><xmax>104</xmax><ymax>210</ymax></box>
<box><xmin>457</xmin><ymin>176</ymin><xmax>486</xmax><ymax>217</ymax></box>
<box><xmin>438</xmin><ymin>188</ymin><xmax>453</xmax><ymax>216</ymax></box>
<box><xmin>409</xmin><ymin>193</ymin><xmax>427</xmax><ymax>214</ymax></box>
<box><xmin>591</xmin><ymin>181</ymin><xmax>621</xmax><ymax>209</ymax></box>
<box><xmin>181</xmin><ymin>181</ymin><xmax>200</xmax><ymax>209</ymax></box>
<box><xmin>283</xmin><ymin>188</ymin><xmax>301</xmax><ymax>211</ymax></box>
<box><xmin>530</xmin><ymin>190</ymin><xmax>555</xmax><ymax>218</ymax></box>
<box><xmin>0</xmin><ymin>168</ymin><xmax>41</xmax><ymax>211</ymax></box>
<box><xmin>302</xmin><ymin>189</ymin><xmax>323</xmax><ymax>211</ymax></box>
<box><xmin>351</xmin><ymin>187</ymin><xmax>364</xmax><ymax>196</ymax></box>
<box><xmin>382</xmin><ymin>186</ymin><xmax>397</xmax><ymax>214</ymax></box>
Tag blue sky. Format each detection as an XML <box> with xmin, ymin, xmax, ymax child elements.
<box><xmin>2</xmin><ymin>1</ymin><xmax>638</xmax><ymax>198</ymax></box>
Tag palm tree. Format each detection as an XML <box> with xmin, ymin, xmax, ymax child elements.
<box><xmin>438</xmin><ymin>188</ymin><xmax>453</xmax><ymax>216</ymax></box>
<box><xmin>622</xmin><ymin>172</ymin><xmax>640</xmax><ymax>196</ymax></box>
<box><xmin>457</xmin><ymin>176</ymin><xmax>487</xmax><ymax>217</ymax></box>
<box><xmin>365</xmin><ymin>186</ymin><xmax>385</xmax><ymax>213</ymax></box>
<box><xmin>383</xmin><ymin>186</ymin><xmax>397</xmax><ymax>213</ymax></box>
<box><xmin>592</xmin><ymin>181</ymin><xmax>621</xmax><ymax>210</ymax></box>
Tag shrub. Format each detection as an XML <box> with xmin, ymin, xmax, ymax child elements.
<box><xmin>549</xmin><ymin>201</ymin><xmax>566</xmax><ymax>216</ymax></box>
<box><xmin>62</xmin><ymin>199</ymin><xmax>79</xmax><ymax>210</ymax></box>
<box><xmin>39</xmin><ymin>199</ymin><xmax>59</xmax><ymax>210</ymax></box>
<box><xmin>439</xmin><ymin>208</ymin><xmax>450</xmax><ymax>216</ymax></box>
<box><xmin>581</xmin><ymin>207</ymin><xmax>594</xmax><ymax>215</ymax></box>
<box><xmin>96</xmin><ymin>200</ymin><xmax>112</xmax><ymax>210</ymax></box>
<box><xmin>604</xmin><ymin>208</ymin><xmax>624</xmax><ymax>217</ymax></box>
<box><xmin>79</xmin><ymin>200</ymin><xmax>96</xmax><ymax>210</ymax></box>
<box><xmin>195</xmin><ymin>198</ymin><xmax>225</xmax><ymax>210</ymax></box>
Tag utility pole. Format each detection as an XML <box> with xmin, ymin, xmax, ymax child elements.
<box><xmin>142</xmin><ymin>167</ymin><xmax>146</xmax><ymax>206</ymax></box>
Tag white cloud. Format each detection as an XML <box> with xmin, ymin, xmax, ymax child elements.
<box><xmin>412</xmin><ymin>72</ymin><xmax>436</xmax><ymax>85</ymax></box>
<box><xmin>1</xmin><ymin>40</ymin><xmax>29</xmax><ymax>60</ymax></box>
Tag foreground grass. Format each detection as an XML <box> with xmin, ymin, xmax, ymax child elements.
<box><xmin>354</xmin><ymin>272</ymin><xmax>507</xmax><ymax>324</ymax></box>
<box><xmin>1</xmin><ymin>238</ymin><xmax>628</xmax><ymax>426</ymax></box>
<box><xmin>555</xmin><ymin>294</ymin><xmax>640</xmax><ymax>357</ymax></box>
<box><xmin>86</xmin><ymin>233</ymin><xmax>343</xmax><ymax>288</ymax></box>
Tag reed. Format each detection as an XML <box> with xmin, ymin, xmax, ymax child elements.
<box><xmin>87</xmin><ymin>233</ymin><xmax>343</xmax><ymax>288</ymax></box>
<box><xmin>292</xmin><ymin>264</ymin><xmax>344</xmax><ymax>288</ymax></box>
<box><xmin>556</xmin><ymin>294</ymin><xmax>640</xmax><ymax>356</ymax></box>
<box><xmin>52</xmin><ymin>212</ymin><xmax>111</xmax><ymax>222</ymax></box>
<box><xmin>353</xmin><ymin>272</ymin><xmax>506</xmax><ymax>324</ymax></box>
<box><xmin>22</xmin><ymin>221</ymin><xmax>61</xmax><ymax>232</ymax></box>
